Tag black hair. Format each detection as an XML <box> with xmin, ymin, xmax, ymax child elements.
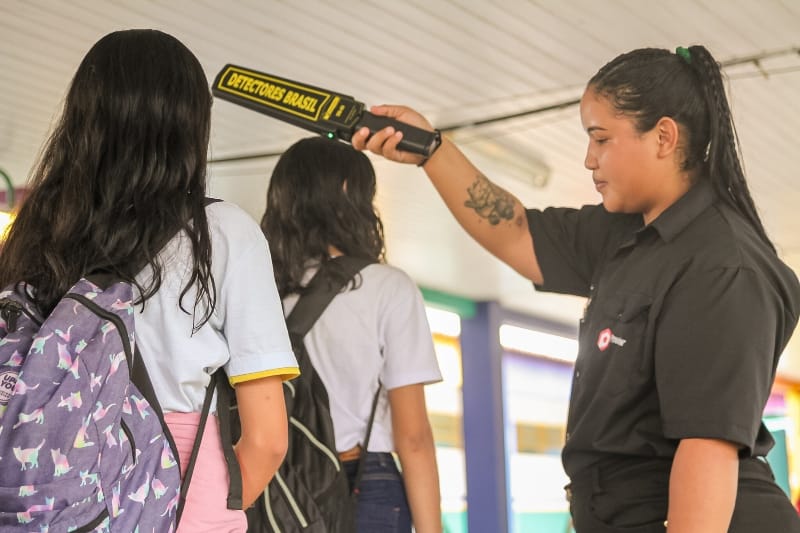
<box><xmin>588</xmin><ymin>45</ymin><xmax>774</xmax><ymax>252</ymax></box>
<box><xmin>0</xmin><ymin>29</ymin><xmax>216</xmax><ymax>326</ymax></box>
<box><xmin>261</xmin><ymin>137</ymin><xmax>386</xmax><ymax>298</ymax></box>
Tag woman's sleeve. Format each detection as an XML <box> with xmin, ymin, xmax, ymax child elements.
<box><xmin>378</xmin><ymin>270</ymin><xmax>443</xmax><ymax>391</ymax></box>
<box><xmin>526</xmin><ymin>204</ymin><xmax>636</xmax><ymax>297</ymax></box>
<box><xmin>214</xmin><ymin>211</ymin><xmax>298</xmax><ymax>384</ymax></box>
<box><xmin>656</xmin><ymin>267</ymin><xmax>779</xmax><ymax>453</ymax></box>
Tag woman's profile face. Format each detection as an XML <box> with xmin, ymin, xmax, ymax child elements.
<box><xmin>580</xmin><ymin>88</ymin><xmax>666</xmax><ymax>223</ymax></box>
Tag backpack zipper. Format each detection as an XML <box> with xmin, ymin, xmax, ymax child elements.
<box><xmin>64</xmin><ymin>293</ymin><xmax>137</xmax><ymax>464</ymax></box>
<box><xmin>0</xmin><ymin>298</ymin><xmax>42</xmax><ymax>332</ymax></box>
<box><xmin>274</xmin><ymin>471</ymin><xmax>309</xmax><ymax>528</ymax></box>
<box><xmin>289</xmin><ymin>416</ymin><xmax>341</xmax><ymax>472</ymax></box>
<box><xmin>64</xmin><ymin>294</ymin><xmax>135</xmax><ymax>373</ymax></box>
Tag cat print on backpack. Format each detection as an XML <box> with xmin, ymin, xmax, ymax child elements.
<box><xmin>0</xmin><ymin>278</ymin><xmax>182</xmax><ymax>532</ymax></box>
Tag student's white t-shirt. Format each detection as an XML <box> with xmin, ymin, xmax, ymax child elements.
<box><xmin>283</xmin><ymin>263</ymin><xmax>442</xmax><ymax>453</ymax></box>
<box><xmin>135</xmin><ymin>201</ymin><xmax>297</xmax><ymax>413</ymax></box>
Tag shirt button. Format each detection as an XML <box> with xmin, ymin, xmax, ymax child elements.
<box><xmin>565</xmin><ymin>432</ymin><xmax>570</xmax><ymax>441</ymax></box>
<box><xmin>575</xmin><ymin>370</ymin><xmax>581</xmax><ymax>379</ymax></box>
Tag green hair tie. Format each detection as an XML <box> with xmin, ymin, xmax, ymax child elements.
<box><xmin>676</xmin><ymin>46</ymin><xmax>692</xmax><ymax>64</ymax></box>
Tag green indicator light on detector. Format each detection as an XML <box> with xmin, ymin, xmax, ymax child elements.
<box><xmin>326</xmin><ymin>132</ymin><xmax>335</xmax><ymax>139</ymax></box>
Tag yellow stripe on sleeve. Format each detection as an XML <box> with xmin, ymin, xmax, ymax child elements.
<box><xmin>229</xmin><ymin>367</ymin><xmax>300</xmax><ymax>386</ymax></box>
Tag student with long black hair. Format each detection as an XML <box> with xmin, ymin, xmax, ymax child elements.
<box><xmin>353</xmin><ymin>45</ymin><xmax>800</xmax><ymax>532</ymax></box>
<box><xmin>262</xmin><ymin>137</ymin><xmax>443</xmax><ymax>533</ymax></box>
<box><xmin>0</xmin><ymin>29</ymin><xmax>298</xmax><ymax>532</ymax></box>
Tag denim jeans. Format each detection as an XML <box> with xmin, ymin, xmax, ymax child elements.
<box><xmin>344</xmin><ymin>452</ymin><xmax>412</xmax><ymax>533</ymax></box>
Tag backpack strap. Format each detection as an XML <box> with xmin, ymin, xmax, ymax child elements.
<box><xmin>352</xmin><ymin>381</ymin><xmax>382</xmax><ymax>495</ymax></box>
<box><xmin>285</xmin><ymin>256</ymin><xmax>375</xmax><ymax>336</ymax></box>
<box><xmin>130</xmin><ymin>345</ymin><xmax>181</xmax><ymax>486</ymax></box>
<box><xmin>174</xmin><ymin>355</ymin><xmax>243</xmax><ymax>517</ymax></box>
<box><xmin>215</xmin><ymin>368</ymin><xmax>243</xmax><ymax>510</ymax></box>
<box><xmin>176</xmin><ymin>369</ymin><xmax>219</xmax><ymax>523</ymax></box>
<box><xmin>135</xmin><ymin>196</ymin><xmax>226</xmax><ymax>524</ymax></box>
<box><xmin>286</xmin><ymin>256</ymin><xmax>380</xmax><ymax>496</ymax></box>
<box><xmin>177</xmin><ymin>351</ymin><xmax>237</xmax><ymax>519</ymax></box>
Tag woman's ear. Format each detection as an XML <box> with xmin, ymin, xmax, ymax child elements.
<box><xmin>655</xmin><ymin>116</ymin><xmax>680</xmax><ymax>158</ymax></box>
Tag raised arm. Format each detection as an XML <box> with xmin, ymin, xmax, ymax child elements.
<box><xmin>352</xmin><ymin>105</ymin><xmax>544</xmax><ymax>285</ymax></box>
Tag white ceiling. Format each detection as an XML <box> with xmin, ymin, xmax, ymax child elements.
<box><xmin>2</xmin><ymin>0</ymin><xmax>800</xmax><ymax>373</ymax></box>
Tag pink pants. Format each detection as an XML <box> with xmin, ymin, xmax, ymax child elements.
<box><xmin>164</xmin><ymin>412</ymin><xmax>247</xmax><ymax>533</ymax></box>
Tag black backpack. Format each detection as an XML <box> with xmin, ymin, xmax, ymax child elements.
<box><xmin>245</xmin><ymin>256</ymin><xmax>380</xmax><ymax>533</ymax></box>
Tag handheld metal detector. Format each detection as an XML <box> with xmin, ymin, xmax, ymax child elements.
<box><xmin>212</xmin><ymin>64</ymin><xmax>439</xmax><ymax>156</ymax></box>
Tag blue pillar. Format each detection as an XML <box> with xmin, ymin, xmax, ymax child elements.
<box><xmin>460</xmin><ymin>301</ymin><xmax>509</xmax><ymax>533</ymax></box>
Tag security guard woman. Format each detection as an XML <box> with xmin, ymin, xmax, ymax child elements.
<box><xmin>353</xmin><ymin>45</ymin><xmax>800</xmax><ymax>533</ymax></box>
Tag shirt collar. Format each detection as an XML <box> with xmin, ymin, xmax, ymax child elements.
<box><xmin>615</xmin><ymin>179</ymin><xmax>715</xmax><ymax>250</ymax></box>
<box><xmin>649</xmin><ymin>179</ymin><xmax>715</xmax><ymax>242</ymax></box>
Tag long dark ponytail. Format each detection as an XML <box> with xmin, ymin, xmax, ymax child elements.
<box><xmin>588</xmin><ymin>45</ymin><xmax>774</xmax><ymax>252</ymax></box>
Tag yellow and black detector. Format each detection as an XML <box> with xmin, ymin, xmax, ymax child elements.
<box><xmin>212</xmin><ymin>64</ymin><xmax>439</xmax><ymax>156</ymax></box>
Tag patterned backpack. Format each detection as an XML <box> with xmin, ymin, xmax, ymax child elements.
<box><xmin>0</xmin><ymin>276</ymin><xmax>182</xmax><ymax>532</ymax></box>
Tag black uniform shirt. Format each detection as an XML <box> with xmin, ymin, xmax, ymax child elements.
<box><xmin>527</xmin><ymin>180</ymin><xmax>800</xmax><ymax>479</ymax></box>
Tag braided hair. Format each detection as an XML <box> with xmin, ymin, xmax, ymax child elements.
<box><xmin>588</xmin><ymin>45</ymin><xmax>774</xmax><ymax>252</ymax></box>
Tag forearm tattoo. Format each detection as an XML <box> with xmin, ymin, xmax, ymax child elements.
<box><xmin>464</xmin><ymin>173</ymin><xmax>516</xmax><ymax>225</ymax></box>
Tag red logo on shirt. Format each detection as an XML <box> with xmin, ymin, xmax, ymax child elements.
<box><xmin>597</xmin><ymin>328</ymin><xmax>612</xmax><ymax>351</ymax></box>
